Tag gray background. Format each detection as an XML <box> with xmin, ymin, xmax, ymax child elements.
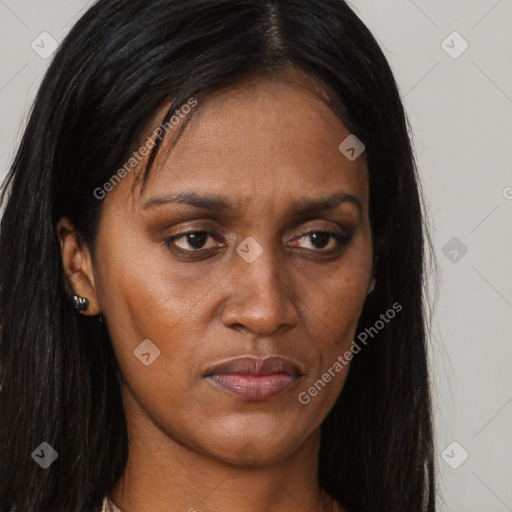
<box><xmin>1</xmin><ymin>1</ymin><xmax>511</xmax><ymax>510</ymax></box>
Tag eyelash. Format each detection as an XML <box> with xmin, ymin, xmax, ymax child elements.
<box><xmin>163</xmin><ymin>229</ymin><xmax>353</xmax><ymax>258</ymax></box>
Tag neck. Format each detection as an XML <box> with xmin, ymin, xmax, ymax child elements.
<box><xmin>110</xmin><ymin>391</ymin><xmax>343</xmax><ymax>512</ymax></box>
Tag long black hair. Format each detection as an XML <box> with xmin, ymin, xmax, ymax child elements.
<box><xmin>0</xmin><ymin>1</ymin><xmax>438</xmax><ymax>510</ymax></box>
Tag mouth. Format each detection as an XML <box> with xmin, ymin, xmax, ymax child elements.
<box><xmin>203</xmin><ymin>355</ymin><xmax>303</xmax><ymax>401</ymax></box>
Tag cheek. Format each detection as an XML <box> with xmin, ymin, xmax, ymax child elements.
<box><xmin>296</xmin><ymin>261</ymin><xmax>370</xmax><ymax>411</ymax></box>
<box><xmin>90</xmin><ymin>233</ymin><xmax>202</xmax><ymax>403</ymax></box>
<box><xmin>304</xmin><ymin>267</ymin><xmax>369</xmax><ymax>345</ymax></box>
<box><xmin>95</xmin><ymin>247</ymin><xmax>207</xmax><ymax>432</ymax></box>
<box><xmin>94</xmin><ymin>231</ymin><xmax>205</xmax><ymax>338</ymax></box>
<box><xmin>294</xmin><ymin>285</ymin><xmax>366</xmax><ymax>417</ymax></box>
<box><xmin>93</xmin><ymin>233</ymin><xmax>238</xmax><ymax>418</ymax></box>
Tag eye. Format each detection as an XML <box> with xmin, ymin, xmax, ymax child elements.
<box><xmin>163</xmin><ymin>230</ymin><xmax>221</xmax><ymax>253</ymax></box>
<box><xmin>289</xmin><ymin>230</ymin><xmax>353</xmax><ymax>252</ymax></box>
<box><xmin>163</xmin><ymin>228</ymin><xmax>353</xmax><ymax>258</ymax></box>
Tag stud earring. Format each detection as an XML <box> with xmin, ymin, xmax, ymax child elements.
<box><xmin>70</xmin><ymin>294</ymin><xmax>89</xmax><ymax>312</ymax></box>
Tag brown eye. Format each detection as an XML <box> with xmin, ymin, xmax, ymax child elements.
<box><xmin>164</xmin><ymin>230</ymin><xmax>220</xmax><ymax>252</ymax></box>
<box><xmin>291</xmin><ymin>230</ymin><xmax>353</xmax><ymax>252</ymax></box>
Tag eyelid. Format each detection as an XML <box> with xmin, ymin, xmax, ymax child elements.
<box><xmin>292</xmin><ymin>224</ymin><xmax>352</xmax><ymax>238</ymax></box>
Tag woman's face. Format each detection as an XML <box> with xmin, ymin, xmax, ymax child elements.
<box><xmin>63</xmin><ymin>73</ymin><xmax>374</xmax><ymax>465</ymax></box>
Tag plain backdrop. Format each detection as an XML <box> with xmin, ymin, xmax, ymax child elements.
<box><xmin>1</xmin><ymin>1</ymin><xmax>511</xmax><ymax>511</ymax></box>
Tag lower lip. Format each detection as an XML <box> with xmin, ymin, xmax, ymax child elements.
<box><xmin>206</xmin><ymin>373</ymin><xmax>299</xmax><ymax>401</ymax></box>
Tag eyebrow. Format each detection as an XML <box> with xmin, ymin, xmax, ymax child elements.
<box><xmin>142</xmin><ymin>190</ymin><xmax>363</xmax><ymax>215</ymax></box>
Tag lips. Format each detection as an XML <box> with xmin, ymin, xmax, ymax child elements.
<box><xmin>203</xmin><ymin>355</ymin><xmax>303</xmax><ymax>401</ymax></box>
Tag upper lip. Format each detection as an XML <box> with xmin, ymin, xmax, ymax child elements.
<box><xmin>203</xmin><ymin>355</ymin><xmax>303</xmax><ymax>377</ymax></box>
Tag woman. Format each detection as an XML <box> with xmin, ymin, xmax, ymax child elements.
<box><xmin>0</xmin><ymin>0</ymin><xmax>438</xmax><ymax>511</ymax></box>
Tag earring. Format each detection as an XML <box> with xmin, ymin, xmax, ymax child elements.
<box><xmin>70</xmin><ymin>294</ymin><xmax>89</xmax><ymax>312</ymax></box>
<box><xmin>367</xmin><ymin>279</ymin><xmax>376</xmax><ymax>295</ymax></box>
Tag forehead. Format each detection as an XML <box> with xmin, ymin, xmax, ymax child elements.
<box><xmin>112</xmin><ymin>72</ymin><xmax>369</xmax><ymax>216</ymax></box>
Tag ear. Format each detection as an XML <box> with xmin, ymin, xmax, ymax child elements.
<box><xmin>57</xmin><ymin>217</ymin><xmax>101</xmax><ymax>316</ymax></box>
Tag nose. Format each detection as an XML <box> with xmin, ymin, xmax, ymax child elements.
<box><xmin>220</xmin><ymin>242</ymin><xmax>299</xmax><ymax>337</ymax></box>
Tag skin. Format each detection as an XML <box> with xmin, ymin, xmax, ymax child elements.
<box><xmin>58</xmin><ymin>68</ymin><xmax>374</xmax><ymax>512</ymax></box>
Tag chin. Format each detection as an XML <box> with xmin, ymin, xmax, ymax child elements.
<box><xmin>201</xmin><ymin>426</ymin><xmax>310</xmax><ymax>467</ymax></box>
